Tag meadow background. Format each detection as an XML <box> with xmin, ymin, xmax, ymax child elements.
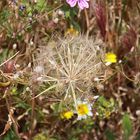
<box><xmin>0</xmin><ymin>0</ymin><xmax>140</xmax><ymax>140</ymax></box>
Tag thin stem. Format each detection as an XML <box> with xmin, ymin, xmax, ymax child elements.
<box><xmin>0</xmin><ymin>51</ymin><xmax>19</xmax><ymax>67</ymax></box>
<box><xmin>34</xmin><ymin>84</ymin><xmax>58</xmax><ymax>98</ymax></box>
<box><xmin>5</xmin><ymin>95</ymin><xmax>20</xmax><ymax>139</ymax></box>
<box><xmin>70</xmin><ymin>82</ymin><xmax>77</xmax><ymax>109</ymax></box>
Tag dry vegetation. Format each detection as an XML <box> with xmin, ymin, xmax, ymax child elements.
<box><xmin>0</xmin><ymin>0</ymin><xmax>140</xmax><ymax>140</ymax></box>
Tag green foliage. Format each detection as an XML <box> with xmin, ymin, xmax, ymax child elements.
<box><xmin>122</xmin><ymin>114</ymin><xmax>132</xmax><ymax>140</ymax></box>
<box><xmin>0</xmin><ymin>49</ymin><xmax>8</xmax><ymax>64</ymax></box>
<box><xmin>93</xmin><ymin>96</ymin><xmax>116</xmax><ymax>119</ymax></box>
<box><xmin>66</xmin><ymin>118</ymin><xmax>94</xmax><ymax>140</ymax></box>
<box><xmin>0</xmin><ymin>9</ymin><xmax>11</xmax><ymax>23</ymax></box>
<box><xmin>11</xmin><ymin>87</ymin><xmax>18</xmax><ymax>95</ymax></box>
<box><xmin>0</xmin><ymin>0</ymin><xmax>139</xmax><ymax>139</ymax></box>
<box><xmin>50</xmin><ymin>102</ymin><xmax>62</xmax><ymax>113</ymax></box>
<box><xmin>98</xmin><ymin>96</ymin><xmax>110</xmax><ymax>108</ymax></box>
<box><xmin>20</xmin><ymin>0</ymin><xmax>47</xmax><ymax>15</ymax></box>
<box><xmin>35</xmin><ymin>0</ymin><xmax>47</xmax><ymax>12</ymax></box>
<box><xmin>2</xmin><ymin>129</ymin><xmax>19</xmax><ymax>140</ymax></box>
<box><xmin>105</xmin><ymin>129</ymin><xmax>116</xmax><ymax>140</ymax></box>
<box><xmin>33</xmin><ymin>133</ymin><xmax>47</xmax><ymax>140</ymax></box>
<box><xmin>62</xmin><ymin>4</ymin><xmax>80</xmax><ymax>31</ymax></box>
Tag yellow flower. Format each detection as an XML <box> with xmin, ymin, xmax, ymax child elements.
<box><xmin>65</xmin><ymin>26</ymin><xmax>78</xmax><ymax>36</ymax></box>
<box><xmin>105</xmin><ymin>53</ymin><xmax>117</xmax><ymax>64</ymax></box>
<box><xmin>61</xmin><ymin>111</ymin><xmax>74</xmax><ymax>120</ymax></box>
<box><xmin>77</xmin><ymin>104</ymin><xmax>89</xmax><ymax>115</ymax></box>
<box><xmin>77</xmin><ymin>101</ymin><xmax>93</xmax><ymax>120</ymax></box>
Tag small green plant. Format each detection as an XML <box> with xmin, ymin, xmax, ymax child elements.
<box><xmin>122</xmin><ymin>114</ymin><xmax>132</xmax><ymax>140</ymax></box>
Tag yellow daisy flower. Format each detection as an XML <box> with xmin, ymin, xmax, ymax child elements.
<box><xmin>61</xmin><ymin>111</ymin><xmax>74</xmax><ymax>120</ymax></box>
<box><xmin>105</xmin><ymin>53</ymin><xmax>117</xmax><ymax>65</ymax></box>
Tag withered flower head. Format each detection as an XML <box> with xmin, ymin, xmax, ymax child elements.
<box><xmin>33</xmin><ymin>36</ymin><xmax>105</xmax><ymax>104</ymax></box>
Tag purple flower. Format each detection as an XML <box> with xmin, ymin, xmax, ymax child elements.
<box><xmin>66</xmin><ymin>0</ymin><xmax>89</xmax><ymax>10</ymax></box>
<box><xmin>19</xmin><ymin>5</ymin><xmax>26</xmax><ymax>11</ymax></box>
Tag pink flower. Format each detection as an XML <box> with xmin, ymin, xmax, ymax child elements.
<box><xmin>66</xmin><ymin>0</ymin><xmax>89</xmax><ymax>10</ymax></box>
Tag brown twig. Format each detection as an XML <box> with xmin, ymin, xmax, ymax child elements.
<box><xmin>29</xmin><ymin>87</ymin><xmax>36</xmax><ymax>139</ymax></box>
<box><xmin>84</xmin><ymin>9</ymin><xmax>90</xmax><ymax>36</ymax></box>
<box><xmin>4</xmin><ymin>90</ymin><xmax>20</xmax><ymax>139</ymax></box>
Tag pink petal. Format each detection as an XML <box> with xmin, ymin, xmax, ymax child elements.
<box><xmin>78</xmin><ymin>0</ymin><xmax>89</xmax><ymax>9</ymax></box>
<box><xmin>66</xmin><ymin>0</ymin><xmax>78</xmax><ymax>7</ymax></box>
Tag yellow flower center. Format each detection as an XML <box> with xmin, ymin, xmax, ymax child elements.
<box><xmin>105</xmin><ymin>53</ymin><xmax>117</xmax><ymax>63</ymax></box>
<box><xmin>61</xmin><ymin>111</ymin><xmax>74</xmax><ymax>120</ymax></box>
<box><xmin>77</xmin><ymin>104</ymin><xmax>89</xmax><ymax>116</ymax></box>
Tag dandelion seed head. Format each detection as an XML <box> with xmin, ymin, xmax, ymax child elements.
<box><xmin>33</xmin><ymin>36</ymin><xmax>105</xmax><ymax>104</ymax></box>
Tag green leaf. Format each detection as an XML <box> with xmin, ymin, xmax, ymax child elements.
<box><xmin>122</xmin><ymin>114</ymin><xmax>132</xmax><ymax>140</ymax></box>
<box><xmin>65</xmin><ymin>11</ymin><xmax>70</xmax><ymax>18</ymax></box>
<box><xmin>11</xmin><ymin>87</ymin><xmax>18</xmax><ymax>95</ymax></box>
<box><xmin>33</xmin><ymin>133</ymin><xmax>47</xmax><ymax>140</ymax></box>
<box><xmin>35</xmin><ymin>0</ymin><xmax>46</xmax><ymax>12</ymax></box>
<box><xmin>0</xmin><ymin>49</ymin><xmax>8</xmax><ymax>64</ymax></box>
<box><xmin>105</xmin><ymin>129</ymin><xmax>116</xmax><ymax>140</ymax></box>
<box><xmin>2</xmin><ymin>129</ymin><xmax>19</xmax><ymax>140</ymax></box>
<box><xmin>0</xmin><ymin>9</ymin><xmax>11</xmax><ymax>23</ymax></box>
<box><xmin>71</xmin><ymin>20</ymin><xmax>81</xmax><ymax>32</ymax></box>
<box><xmin>50</xmin><ymin>102</ymin><xmax>61</xmax><ymax>113</ymax></box>
<box><xmin>98</xmin><ymin>96</ymin><xmax>110</xmax><ymax>108</ymax></box>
